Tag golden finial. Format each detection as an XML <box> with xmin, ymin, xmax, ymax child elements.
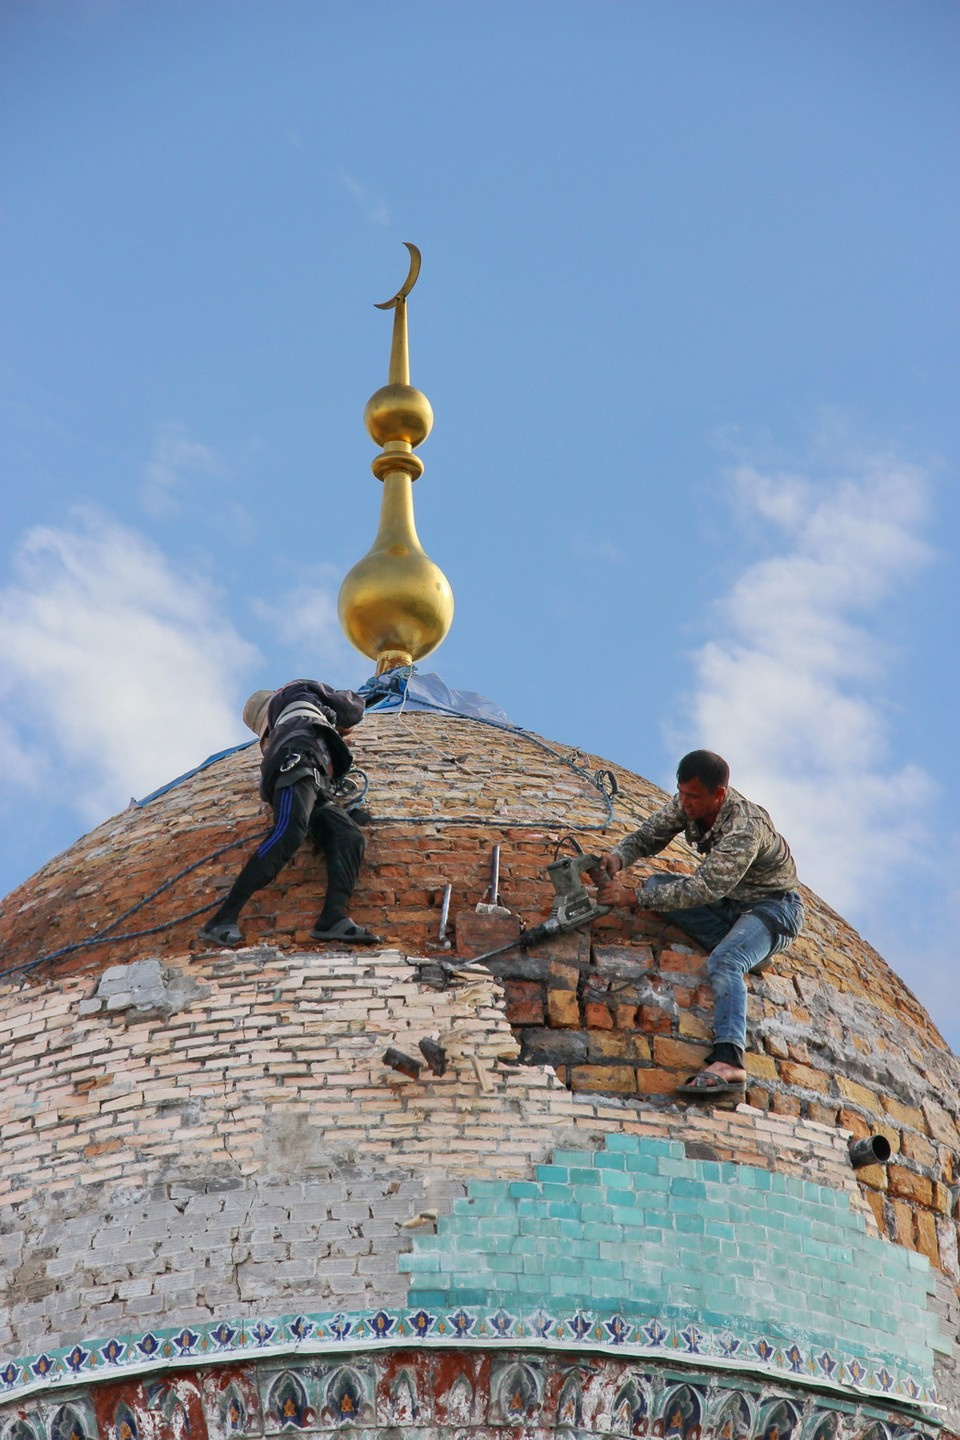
<box><xmin>338</xmin><ymin>244</ymin><xmax>454</xmax><ymax>675</ymax></box>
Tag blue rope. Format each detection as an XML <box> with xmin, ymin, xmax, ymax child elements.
<box><xmin>4</xmin><ymin>832</ymin><xmax>261</xmax><ymax>979</ymax></box>
<box><xmin>364</xmin><ymin>704</ymin><xmax>616</xmax><ymax>832</ymax></box>
<box><xmin>5</xmin><ymin>685</ymin><xmax>620</xmax><ymax>983</ymax></box>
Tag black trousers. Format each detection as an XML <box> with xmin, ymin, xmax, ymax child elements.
<box><xmin>216</xmin><ymin>775</ymin><xmax>365</xmax><ymax>924</ymax></box>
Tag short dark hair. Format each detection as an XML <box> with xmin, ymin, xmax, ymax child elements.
<box><xmin>676</xmin><ymin>750</ymin><xmax>730</xmax><ymax>791</ymax></box>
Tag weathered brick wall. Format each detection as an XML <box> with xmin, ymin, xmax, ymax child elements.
<box><xmin>0</xmin><ymin>711</ymin><xmax>946</xmax><ymax>1049</ymax></box>
<box><xmin>0</xmin><ymin>942</ymin><xmax>885</xmax><ymax>1351</ymax></box>
<box><xmin>0</xmin><ymin>939</ymin><xmax>952</xmax><ymax>1425</ymax></box>
<box><xmin>1</xmin><ymin>711</ymin><xmax>958</xmax><ymax>1276</ymax></box>
<box><xmin>1</xmin><ymin>711</ymin><xmax>959</xmax><ymax>1424</ymax></box>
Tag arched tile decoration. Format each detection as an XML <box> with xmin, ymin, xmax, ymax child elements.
<box><xmin>556</xmin><ymin>1371</ymin><xmax>583</xmax><ymax>1429</ymax></box>
<box><xmin>50</xmin><ymin>1409</ymin><xmax>87</xmax><ymax>1440</ymax></box>
<box><xmin>145</xmin><ymin>1384</ymin><xmax>191</xmax><ymax>1440</ymax></box>
<box><xmin>435</xmin><ymin>1366</ymin><xmax>475</xmax><ymax>1426</ymax></box>
<box><xmin>758</xmin><ymin>1400</ymin><xmax>801</xmax><ymax>1440</ymax></box>
<box><xmin>6</xmin><ymin>1422</ymin><xmax>38</xmax><ymax>1440</ymax></box>
<box><xmin>711</xmin><ymin>1392</ymin><xmax>753</xmax><ymax>1440</ymax></box>
<box><xmin>660</xmin><ymin>1385</ymin><xmax>703</xmax><ymax>1440</ymax></box>
<box><xmin>266</xmin><ymin>1374</ymin><xmax>311</xmax><ymax>1432</ymax></box>
<box><xmin>322</xmin><ymin>1366</ymin><xmax>371</xmax><ymax>1426</ymax></box>
<box><xmin>113</xmin><ymin>1403</ymin><xmax>137</xmax><ymax>1440</ymax></box>
<box><xmin>611</xmin><ymin>1377</ymin><xmax>650</xmax><ymax>1437</ymax></box>
<box><xmin>386</xmin><ymin>1369</ymin><xmax>420</xmax><ymax>1426</ymax></box>
<box><xmin>220</xmin><ymin>1387</ymin><xmax>247</xmax><ymax>1435</ymax></box>
<box><xmin>806</xmin><ymin>1411</ymin><xmax>839</xmax><ymax>1440</ymax></box>
<box><xmin>491</xmin><ymin>1359</ymin><xmax>542</xmax><ymax>1425</ymax></box>
<box><xmin>858</xmin><ymin>1427</ymin><xmax>891</xmax><ymax>1440</ymax></box>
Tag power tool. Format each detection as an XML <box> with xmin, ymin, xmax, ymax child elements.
<box><xmin>464</xmin><ymin>852</ymin><xmax>611</xmax><ymax>967</ymax></box>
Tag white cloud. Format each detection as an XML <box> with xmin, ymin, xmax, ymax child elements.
<box><xmin>249</xmin><ymin>567</ymin><xmax>360</xmax><ymax>682</ymax></box>
<box><xmin>141</xmin><ymin>423</ymin><xmax>225</xmax><ymax>518</ymax></box>
<box><xmin>671</xmin><ymin>438</ymin><xmax>937</xmax><ymax>916</ymax></box>
<box><xmin>340</xmin><ymin>171</ymin><xmax>391</xmax><ymax>228</ymax></box>
<box><xmin>0</xmin><ymin>511</ymin><xmax>258</xmax><ymax>822</ymax></box>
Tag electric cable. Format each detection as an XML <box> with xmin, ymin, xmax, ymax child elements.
<box><xmin>364</xmin><ymin>705</ymin><xmax>616</xmax><ymax>832</ymax></box>
<box><xmin>2</xmin><ymin>832</ymin><xmax>263</xmax><ymax>981</ymax></box>
<box><xmin>3</xmin><ymin>690</ymin><xmax>656</xmax><ymax>984</ymax></box>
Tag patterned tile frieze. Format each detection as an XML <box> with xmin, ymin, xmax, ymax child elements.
<box><xmin>0</xmin><ymin>1349</ymin><xmax>938</xmax><ymax>1440</ymax></box>
<box><xmin>0</xmin><ymin>1296</ymin><xmax>936</xmax><ymax>1412</ymax></box>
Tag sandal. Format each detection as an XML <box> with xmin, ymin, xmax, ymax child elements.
<box><xmin>309</xmin><ymin>917</ymin><xmax>381</xmax><ymax>945</ymax></box>
<box><xmin>676</xmin><ymin>1070</ymin><xmax>746</xmax><ymax>1098</ymax></box>
<box><xmin>197</xmin><ymin>920</ymin><xmax>244</xmax><ymax>949</ymax></box>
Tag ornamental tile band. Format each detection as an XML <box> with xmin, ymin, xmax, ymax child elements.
<box><xmin>0</xmin><ymin>1302</ymin><xmax>936</xmax><ymax>1411</ymax></box>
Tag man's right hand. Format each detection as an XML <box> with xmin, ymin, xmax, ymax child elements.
<box><xmin>599</xmin><ymin>852</ymin><xmax>624</xmax><ymax>879</ymax></box>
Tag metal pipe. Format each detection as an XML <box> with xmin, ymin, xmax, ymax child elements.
<box><xmin>488</xmin><ymin>845</ymin><xmax>501</xmax><ymax>906</ymax></box>
<box><xmin>848</xmin><ymin>1135</ymin><xmax>891</xmax><ymax>1169</ymax></box>
<box><xmin>438</xmin><ymin>884</ymin><xmax>452</xmax><ymax>947</ymax></box>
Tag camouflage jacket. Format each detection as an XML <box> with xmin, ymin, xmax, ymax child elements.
<box><xmin>611</xmin><ymin>787</ymin><xmax>799</xmax><ymax>911</ymax></box>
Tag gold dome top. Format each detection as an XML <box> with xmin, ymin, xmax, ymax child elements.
<box><xmin>338</xmin><ymin>244</ymin><xmax>454</xmax><ymax>674</ymax></box>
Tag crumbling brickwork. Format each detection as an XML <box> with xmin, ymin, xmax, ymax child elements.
<box><xmin>1</xmin><ymin>711</ymin><xmax>958</xmax><ymax>1431</ymax></box>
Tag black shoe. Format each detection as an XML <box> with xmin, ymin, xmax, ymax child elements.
<box><xmin>198</xmin><ymin>920</ymin><xmax>244</xmax><ymax>949</ymax></box>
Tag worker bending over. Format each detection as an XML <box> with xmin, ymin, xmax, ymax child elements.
<box><xmin>199</xmin><ymin>679</ymin><xmax>379</xmax><ymax>949</ymax></box>
<box><xmin>598</xmin><ymin>749</ymin><xmax>803</xmax><ymax>1098</ymax></box>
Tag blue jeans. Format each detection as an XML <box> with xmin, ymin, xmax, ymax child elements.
<box><xmin>644</xmin><ymin>875</ymin><xmax>803</xmax><ymax>1052</ymax></box>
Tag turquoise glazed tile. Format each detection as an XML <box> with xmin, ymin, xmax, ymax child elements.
<box><xmin>592</xmin><ymin>1150</ymin><xmax>628</xmax><ymax>1169</ymax></box>
<box><xmin>0</xmin><ymin>1132</ymin><xmax>917</xmax><ymax>1416</ymax></box>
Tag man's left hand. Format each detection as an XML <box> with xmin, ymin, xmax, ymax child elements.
<box><xmin>597</xmin><ymin>876</ymin><xmax>638</xmax><ymax>911</ymax></box>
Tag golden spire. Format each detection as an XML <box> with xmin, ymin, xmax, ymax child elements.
<box><xmin>338</xmin><ymin>243</ymin><xmax>454</xmax><ymax>675</ymax></box>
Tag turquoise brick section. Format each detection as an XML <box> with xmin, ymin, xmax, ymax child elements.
<box><xmin>402</xmin><ymin>1133</ymin><xmax>937</xmax><ymax>1391</ymax></box>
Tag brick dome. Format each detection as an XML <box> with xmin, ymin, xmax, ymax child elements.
<box><xmin>1</xmin><ymin>706</ymin><xmax>959</xmax><ymax>1440</ymax></box>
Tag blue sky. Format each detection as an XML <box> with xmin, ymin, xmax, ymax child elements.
<box><xmin>2</xmin><ymin>1</ymin><xmax>958</xmax><ymax>1041</ymax></box>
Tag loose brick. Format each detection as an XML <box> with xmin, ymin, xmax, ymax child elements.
<box><xmin>915</xmin><ymin>1207</ymin><xmax>940</xmax><ymax>1267</ymax></box>
<box><xmin>922</xmin><ymin>1097</ymin><xmax>960</xmax><ymax>1148</ymax></box>
<box><xmin>659</xmin><ymin>950</ymin><xmax>705</xmax><ymax>975</ymax></box>
<box><xmin>502</xmin><ymin>981</ymin><xmax>545</xmax><ymax>1026</ymax></box>
<box><xmin>546</xmin><ymin>990</ymin><xmax>581</xmax><ymax>1029</ymax></box>
<box><xmin>677</xmin><ymin>1012</ymin><xmax>712</xmax><ymax>1042</ymax></box>
<box><xmin>862</xmin><ymin>1188</ymin><xmax>886</xmax><ymax>1234</ymax></box>
<box><xmin>745</xmin><ymin>1052</ymin><xmax>777</xmax><ymax>1080</ymax></box>
<box><xmin>882</xmin><ymin>1094</ymin><xmax>926</xmax><ymax>1130</ymax></box>
<box><xmin>583</xmin><ymin>1002</ymin><xmax>613</xmax><ymax>1030</ymax></box>
<box><xmin>853</xmin><ymin>1163</ymin><xmax>888</xmax><ymax>1192</ymax></box>
<box><xmin>770</xmin><ymin>1093</ymin><xmax>802</xmax><ymax>1117</ymax></box>
<box><xmin>547</xmin><ymin>962</ymin><xmax>580</xmax><ymax>990</ymax></box>
<box><xmin>587</xmin><ymin>1031</ymin><xmax>651</xmax><ymax>1064</ymax></box>
<box><xmin>652</xmin><ymin>1036</ymin><xmax>708</xmax><ymax>1070</ymax></box>
<box><xmin>899</xmin><ymin>1131</ymin><xmax>937</xmax><ymax>1168</ymax></box>
<box><xmin>639</xmin><ymin>1004</ymin><xmax>673</xmax><ymax>1033</ymax></box>
<box><xmin>836</xmin><ymin>1076</ymin><xmax>879</xmax><ymax>1112</ymax></box>
<box><xmin>569</xmin><ymin>1065</ymin><xmax>637</xmax><ymax>1095</ymax></box>
<box><xmin>887</xmin><ymin>1166</ymin><xmax>934</xmax><ymax>1206</ymax></box>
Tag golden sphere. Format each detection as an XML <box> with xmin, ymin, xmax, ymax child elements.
<box><xmin>338</xmin><ymin>548</ymin><xmax>454</xmax><ymax>665</ymax></box>
<box><xmin>364</xmin><ymin>384</ymin><xmax>434</xmax><ymax>448</ymax></box>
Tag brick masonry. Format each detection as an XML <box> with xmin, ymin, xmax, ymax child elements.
<box><xmin>1</xmin><ymin>711</ymin><xmax>958</xmax><ymax>1430</ymax></box>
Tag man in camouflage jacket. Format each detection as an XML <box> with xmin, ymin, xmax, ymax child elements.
<box><xmin>598</xmin><ymin>749</ymin><xmax>803</xmax><ymax>1099</ymax></box>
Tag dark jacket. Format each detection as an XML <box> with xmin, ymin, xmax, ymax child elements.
<box><xmin>259</xmin><ymin>679</ymin><xmax>365</xmax><ymax>802</ymax></box>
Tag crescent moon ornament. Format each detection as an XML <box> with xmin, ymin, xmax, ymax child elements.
<box><xmin>374</xmin><ymin>242</ymin><xmax>422</xmax><ymax>309</ymax></box>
